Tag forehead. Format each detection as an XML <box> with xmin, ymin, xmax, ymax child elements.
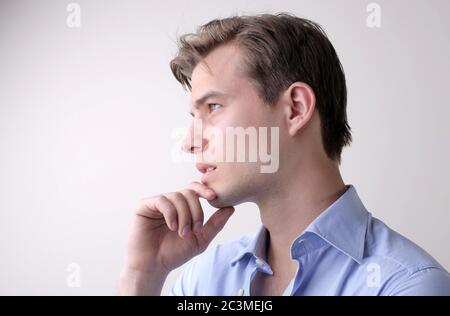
<box><xmin>190</xmin><ymin>43</ymin><xmax>246</xmax><ymax>103</ymax></box>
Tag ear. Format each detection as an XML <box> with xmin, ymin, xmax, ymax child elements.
<box><xmin>282</xmin><ymin>82</ymin><xmax>316</xmax><ymax>137</ymax></box>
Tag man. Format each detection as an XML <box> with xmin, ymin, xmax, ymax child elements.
<box><xmin>118</xmin><ymin>13</ymin><xmax>450</xmax><ymax>295</ymax></box>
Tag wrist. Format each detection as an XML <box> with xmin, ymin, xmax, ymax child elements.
<box><xmin>118</xmin><ymin>267</ymin><xmax>169</xmax><ymax>296</ymax></box>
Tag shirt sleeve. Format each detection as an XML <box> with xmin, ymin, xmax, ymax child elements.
<box><xmin>388</xmin><ymin>267</ymin><xmax>450</xmax><ymax>296</ymax></box>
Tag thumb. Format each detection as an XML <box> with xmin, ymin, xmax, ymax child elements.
<box><xmin>198</xmin><ymin>206</ymin><xmax>235</xmax><ymax>246</ymax></box>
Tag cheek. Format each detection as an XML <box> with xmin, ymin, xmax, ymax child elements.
<box><xmin>205</xmin><ymin>107</ymin><xmax>276</xmax><ymax>163</ymax></box>
<box><xmin>231</xmin><ymin>112</ymin><xmax>263</xmax><ymax>128</ymax></box>
<box><xmin>216</xmin><ymin>104</ymin><xmax>259</xmax><ymax>127</ymax></box>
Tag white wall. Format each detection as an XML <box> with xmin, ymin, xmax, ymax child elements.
<box><xmin>0</xmin><ymin>0</ymin><xmax>449</xmax><ymax>295</ymax></box>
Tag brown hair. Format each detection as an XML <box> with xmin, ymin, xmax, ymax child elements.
<box><xmin>170</xmin><ymin>13</ymin><xmax>351</xmax><ymax>163</ymax></box>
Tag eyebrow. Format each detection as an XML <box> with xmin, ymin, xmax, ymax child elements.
<box><xmin>193</xmin><ymin>90</ymin><xmax>227</xmax><ymax>109</ymax></box>
<box><xmin>189</xmin><ymin>90</ymin><xmax>227</xmax><ymax>117</ymax></box>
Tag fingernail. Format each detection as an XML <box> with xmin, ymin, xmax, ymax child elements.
<box><xmin>193</xmin><ymin>221</ymin><xmax>203</xmax><ymax>232</ymax></box>
<box><xmin>170</xmin><ymin>221</ymin><xmax>178</xmax><ymax>231</ymax></box>
<box><xmin>181</xmin><ymin>225</ymin><xmax>191</xmax><ymax>238</ymax></box>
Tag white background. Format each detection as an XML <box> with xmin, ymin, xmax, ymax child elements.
<box><xmin>0</xmin><ymin>0</ymin><xmax>449</xmax><ymax>295</ymax></box>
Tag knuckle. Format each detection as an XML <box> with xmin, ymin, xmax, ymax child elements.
<box><xmin>188</xmin><ymin>181</ymin><xmax>198</xmax><ymax>187</ymax></box>
<box><xmin>152</xmin><ymin>195</ymin><xmax>165</xmax><ymax>206</ymax></box>
<box><xmin>136</xmin><ymin>198</ymin><xmax>146</xmax><ymax>209</ymax></box>
<box><xmin>136</xmin><ymin>196</ymin><xmax>153</xmax><ymax>210</ymax></box>
<box><xmin>152</xmin><ymin>195</ymin><xmax>175</xmax><ymax>214</ymax></box>
<box><xmin>181</xmin><ymin>189</ymin><xmax>197</xmax><ymax>199</ymax></box>
<box><xmin>167</xmin><ymin>191</ymin><xmax>184</xmax><ymax>200</ymax></box>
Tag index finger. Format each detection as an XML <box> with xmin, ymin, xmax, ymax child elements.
<box><xmin>186</xmin><ymin>181</ymin><xmax>217</xmax><ymax>201</ymax></box>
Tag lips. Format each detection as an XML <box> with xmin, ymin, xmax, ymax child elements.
<box><xmin>196</xmin><ymin>162</ymin><xmax>217</xmax><ymax>184</ymax></box>
<box><xmin>195</xmin><ymin>163</ymin><xmax>217</xmax><ymax>174</ymax></box>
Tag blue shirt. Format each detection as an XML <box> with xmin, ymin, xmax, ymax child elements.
<box><xmin>170</xmin><ymin>185</ymin><xmax>450</xmax><ymax>295</ymax></box>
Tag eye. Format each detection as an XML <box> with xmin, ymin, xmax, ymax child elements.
<box><xmin>208</xmin><ymin>103</ymin><xmax>223</xmax><ymax>112</ymax></box>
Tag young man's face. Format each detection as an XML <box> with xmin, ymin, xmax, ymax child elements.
<box><xmin>183</xmin><ymin>43</ymin><xmax>286</xmax><ymax>208</ymax></box>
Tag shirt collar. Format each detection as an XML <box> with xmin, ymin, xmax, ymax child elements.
<box><xmin>230</xmin><ymin>185</ymin><xmax>370</xmax><ymax>266</ymax></box>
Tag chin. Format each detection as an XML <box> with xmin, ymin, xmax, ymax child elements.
<box><xmin>205</xmin><ymin>166</ymin><xmax>260</xmax><ymax>207</ymax></box>
<box><xmin>206</xmin><ymin>184</ymin><xmax>253</xmax><ymax>209</ymax></box>
<box><xmin>207</xmin><ymin>197</ymin><xmax>229</xmax><ymax>209</ymax></box>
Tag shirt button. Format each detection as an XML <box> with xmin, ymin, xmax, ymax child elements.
<box><xmin>237</xmin><ymin>288</ymin><xmax>244</xmax><ymax>296</ymax></box>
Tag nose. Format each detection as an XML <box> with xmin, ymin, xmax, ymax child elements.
<box><xmin>181</xmin><ymin>120</ymin><xmax>206</xmax><ymax>154</ymax></box>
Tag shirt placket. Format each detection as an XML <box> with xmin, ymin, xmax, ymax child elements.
<box><xmin>240</xmin><ymin>256</ymin><xmax>273</xmax><ymax>296</ymax></box>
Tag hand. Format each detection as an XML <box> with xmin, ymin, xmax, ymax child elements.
<box><xmin>122</xmin><ymin>181</ymin><xmax>235</xmax><ymax>276</ymax></box>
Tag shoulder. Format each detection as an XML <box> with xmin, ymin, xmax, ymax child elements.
<box><xmin>363</xmin><ymin>215</ymin><xmax>450</xmax><ymax>295</ymax></box>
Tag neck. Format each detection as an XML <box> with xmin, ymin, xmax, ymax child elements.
<box><xmin>255</xmin><ymin>154</ymin><xmax>347</xmax><ymax>272</ymax></box>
